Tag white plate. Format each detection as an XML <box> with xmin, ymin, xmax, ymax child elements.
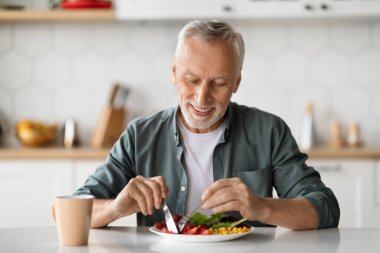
<box><xmin>149</xmin><ymin>226</ymin><xmax>254</xmax><ymax>243</ymax></box>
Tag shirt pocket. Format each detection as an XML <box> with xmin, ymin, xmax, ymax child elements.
<box><xmin>232</xmin><ymin>167</ymin><xmax>273</xmax><ymax>197</ymax></box>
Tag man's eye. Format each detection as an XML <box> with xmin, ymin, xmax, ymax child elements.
<box><xmin>213</xmin><ymin>82</ymin><xmax>226</xmax><ymax>88</ymax></box>
<box><xmin>187</xmin><ymin>79</ymin><xmax>199</xmax><ymax>84</ymax></box>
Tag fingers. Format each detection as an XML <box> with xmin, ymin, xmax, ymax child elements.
<box><xmin>202</xmin><ymin>186</ymin><xmax>239</xmax><ymax>210</ymax></box>
<box><xmin>201</xmin><ymin>178</ymin><xmax>253</xmax><ymax>217</ymax></box>
<box><xmin>210</xmin><ymin>200</ymin><xmax>241</xmax><ymax>214</ymax></box>
<box><xmin>128</xmin><ymin>175</ymin><xmax>169</xmax><ymax>216</ymax></box>
<box><xmin>201</xmin><ymin>178</ymin><xmax>241</xmax><ymax>203</ymax></box>
<box><xmin>151</xmin><ymin>176</ymin><xmax>169</xmax><ymax>199</ymax></box>
<box><xmin>134</xmin><ymin>176</ymin><xmax>156</xmax><ymax>215</ymax></box>
<box><xmin>146</xmin><ymin>179</ymin><xmax>163</xmax><ymax>209</ymax></box>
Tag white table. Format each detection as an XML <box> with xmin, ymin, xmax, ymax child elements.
<box><xmin>0</xmin><ymin>226</ymin><xmax>379</xmax><ymax>253</ymax></box>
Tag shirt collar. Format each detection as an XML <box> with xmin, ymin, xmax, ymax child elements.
<box><xmin>171</xmin><ymin>103</ymin><xmax>233</xmax><ymax>145</ymax></box>
<box><xmin>172</xmin><ymin>106</ymin><xmax>181</xmax><ymax>146</ymax></box>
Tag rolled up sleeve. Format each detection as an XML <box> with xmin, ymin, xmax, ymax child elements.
<box><xmin>271</xmin><ymin>119</ymin><xmax>340</xmax><ymax>229</ymax></box>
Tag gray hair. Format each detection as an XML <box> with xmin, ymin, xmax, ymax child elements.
<box><xmin>175</xmin><ymin>20</ymin><xmax>245</xmax><ymax>68</ymax></box>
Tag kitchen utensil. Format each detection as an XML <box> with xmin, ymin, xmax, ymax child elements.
<box><xmin>347</xmin><ymin>122</ymin><xmax>362</xmax><ymax>147</ymax></box>
<box><xmin>300</xmin><ymin>101</ymin><xmax>316</xmax><ymax>150</ymax></box>
<box><xmin>329</xmin><ymin>121</ymin><xmax>345</xmax><ymax>148</ymax></box>
<box><xmin>177</xmin><ymin>202</ymin><xmax>203</xmax><ymax>233</ymax></box>
<box><xmin>162</xmin><ymin>203</ymin><xmax>178</xmax><ymax>234</ymax></box>
<box><xmin>63</xmin><ymin>117</ymin><xmax>77</xmax><ymax>148</ymax></box>
<box><xmin>227</xmin><ymin>218</ymin><xmax>248</xmax><ymax>228</ymax></box>
<box><xmin>91</xmin><ymin>84</ymin><xmax>128</xmax><ymax>148</ymax></box>
<box><xmin>113</xmin><ymin>86</ymin><xmax>130</xmax><ymax>109</ymax></box>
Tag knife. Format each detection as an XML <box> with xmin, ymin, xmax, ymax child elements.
<box><xmin>162</xmin><ymin>203</ymin><xmax>179</xmax><ymax>234</ymax></box>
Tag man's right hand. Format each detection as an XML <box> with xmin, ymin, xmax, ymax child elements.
<box><xmin>111</xmin><ymin>175</ymin><xmax>169</xmax><ymax>217</ymax></box>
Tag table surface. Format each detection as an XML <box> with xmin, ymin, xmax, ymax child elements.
<box><xmin>0</xmin><ymin>226</ymin><xmax>379</xmax><ymax>253</ymax></box>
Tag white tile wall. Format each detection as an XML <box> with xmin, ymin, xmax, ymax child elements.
<box><xmin>0</xmin><ymin>19</ymin><xmax>379</xmax><ymax>147</ymax></box>
<box><xmin>0</xmin><ymin>25</ymin><xmax>11</xmax><ymax>52</ymax></box>
<box><xmin>14</xmin><ymin>24</ymin><xmax>51</xmax><ymax>56</ymax></box>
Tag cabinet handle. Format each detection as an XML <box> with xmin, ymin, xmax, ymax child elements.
<box><xmin>304</xmin><ymin>4</ymin><xmax>314</xmax><ymax>11</ymax></box>
<box><xmin>316</xmin><ymin>165</ymin><xmax>341</xmax><ymax>172</ymax></box>
<box><xmin>320</xmin><ymin>3</ymin><xmax>329</xmax><ymax>10</ymax></box>
<box><xmin>222</xmin><ymin>5</ymin><xmax>233</xmax><ymax>12</ymax></box>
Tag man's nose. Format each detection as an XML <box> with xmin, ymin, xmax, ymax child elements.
<box><xmin>195</xmin><ymin>82</ymin><xmax>210</xmax><ymax>105</ymax></box>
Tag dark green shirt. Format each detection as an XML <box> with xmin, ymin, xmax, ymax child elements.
<box><xmin>74</xmin><ymin>102</ymin><xmax>340</xmax><ymax>228</ymax></box>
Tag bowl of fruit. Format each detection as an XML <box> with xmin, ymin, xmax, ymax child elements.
<box><xmin>16</xmin><ymin>120</ymin><xmax>58</xmax><ymax>147</ymax></box>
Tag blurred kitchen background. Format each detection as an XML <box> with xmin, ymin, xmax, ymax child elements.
<box><xmin>0</xmin><ymin>0</ymin><xmax>380</xmax><ymax>229</ymax></box>
<box><xmin>0</xmin><ymin>1</ymin><xmax>379</xmax><ymax>147</ymax></box>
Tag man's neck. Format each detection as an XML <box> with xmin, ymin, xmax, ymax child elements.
<box><xmin>178</xmin><ymin>111</ymin><xmax>225</xmax><ymax>134</ymax></box>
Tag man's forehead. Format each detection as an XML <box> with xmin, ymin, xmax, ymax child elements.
<box><xmin>183</xmin><ymin>70</ymin><xmax>230</xmax><ymax>80</ymax></box>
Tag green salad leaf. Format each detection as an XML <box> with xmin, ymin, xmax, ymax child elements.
<box><xmin>190</xmin><ymin>212</ymin><xmax>225</xmax><ymax>226</ymax></box>
<box><xmin>211</xmin><ymin>222</ymin><xmax>231</xmax><ymax>229</ymax></box>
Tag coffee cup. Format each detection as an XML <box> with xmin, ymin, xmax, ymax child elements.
<box><xmin>52</xmin><ymin>195</ymin><xmax>94</xmax><ymax>246</ymax></box>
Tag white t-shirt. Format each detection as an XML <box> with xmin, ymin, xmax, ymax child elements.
<box><xmin>177</xmin><ymin>116</ymin><xmax>226</xmax><ymax>215</ymax></box>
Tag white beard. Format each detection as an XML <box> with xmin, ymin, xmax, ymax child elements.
<box><xmin>180</xmin><ymin>102</ymin><xmax>225</xmax><ymax>130</ymax></box>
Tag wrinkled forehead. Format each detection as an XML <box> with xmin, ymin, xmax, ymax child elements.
<box><xmin>175</xmin><ymin>37</ymin><xmax>238</xmax><ymax>67</ymax></box>
<box><xmin>174</xmin><ymin>38</ymin><xmax>241</xmax><ymax>79</ymax></box>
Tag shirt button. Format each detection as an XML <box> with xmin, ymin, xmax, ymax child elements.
<box><xmin>181</xmin><ymin>186</ymin><xmax>186</xmax><ymax>192</ymax></box>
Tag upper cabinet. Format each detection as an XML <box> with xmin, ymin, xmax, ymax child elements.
<box><xmin>115</xmin><ymin>0</ymin><xmax>380</xmax><ymax>20</ymax></box>
<box><xmin>0</xmin><ymin>0</ymin><xmax>379</xmax><ymax>22</ymax></box>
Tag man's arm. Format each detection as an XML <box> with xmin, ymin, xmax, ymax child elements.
<box><xmin>201</xmin><ymin>178</ymin><xmax>318</xmax><ymax>230</ymax></box>
<box><xmin>88</xmin><ymin>176</ymin><xmax>169</xmax><ymax>229</ymax></box>
<box><xmin>91</xmin><ymin>199</ymin><xmax>121</xmax><ymax>228</ymax></box>
<box><xmin>255</xmin><ymin>197</ymin><xmax>318</xmax><ymax>230</ymax></box>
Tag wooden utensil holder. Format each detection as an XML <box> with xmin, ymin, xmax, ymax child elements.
<box><xmin>91</xmin><ymin>106</ymin><xmax>126</xmax><ymax>148</ymax></box>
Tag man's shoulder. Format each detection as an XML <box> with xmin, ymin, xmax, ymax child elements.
<box><xmin>230</xmin><ymin>102</ymin><xmax>284</xmax><ymax>126</ymax></box>
<box><xmin>128</xmin><ymin>107</ymin><xmax>177</xmax><ymax>130</ymax></box>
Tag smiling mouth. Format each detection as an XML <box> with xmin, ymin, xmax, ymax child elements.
<box><xmin>191</xmin><ymin>104</ymin><xmax>214</xmax><ymax>114</ymax></box>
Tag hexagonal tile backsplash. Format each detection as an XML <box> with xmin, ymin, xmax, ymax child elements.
<box><xmin>0</xmin><ymin>20</ymin><xmax>379</xmax><ymax>146</ymax></box>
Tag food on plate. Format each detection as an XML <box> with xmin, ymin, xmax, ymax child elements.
<box><xmin>154</xmin><ymin>212</ymin><xmax>250</xmax><ymax>235</ymax></box>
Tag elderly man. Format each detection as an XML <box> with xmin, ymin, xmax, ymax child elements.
<box><xmin>75</xmin><ymin>20</ymin><xmax>339</xmax><ymax>230</ymax></box>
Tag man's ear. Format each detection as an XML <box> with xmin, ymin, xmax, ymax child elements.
<box><xmin>171</xmin><ymin>63</ymin><xmax>177</xmax><ymax>84</ymax></box>
<box><xmin>233</xmin><ymin>72</ymin><xmax>241</xmax><ymax>93</ymax></box>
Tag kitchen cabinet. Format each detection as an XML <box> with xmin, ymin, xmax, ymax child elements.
<box><xmin>307</xmin><ymin>159</ymin><xmax>376</xmax><ymax>228</ymax></box>
<box><xmin>0</xmin><ymin>160</ymin><xmax>73</xmax><ymax>228</ymax></box>
<box><xmin>0</xmin><ymin>0</ymin><xmax>378</xmax><ymax>22</ymax></box>
<box><xmin>74</xmin><ymin>160</ymin><xmax>137</xmax><ymax>227</ymax></box>
<box><xmin>115</xmin><ymin>0</ymin><xmax>380</xmax><ymax>20</ymax></box>
<box><xmin>0</xmin><ymin>159</ymin><xmax>136</xmax><ymax>228</ymax></box>
<box><xmin>321</xmin><ymin>0</ymin><xmax>380</xmax><ymax>17</ymax></box>
<box><xmin>373</xmin><ymin>160</ymin><xmax>380</xmax><ymax>226</ymax></box>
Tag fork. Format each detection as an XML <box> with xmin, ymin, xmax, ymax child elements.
<box><xmin>177</xmin><ymin>202</ymin><xmax>203</xmax><ymax>233</ymax></box>
<box><xmin>227</xmin><ymin>218</ymin><xmax>248</xmax><ymax>228</ymax></box>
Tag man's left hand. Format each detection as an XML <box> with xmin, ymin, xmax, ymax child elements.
<box><xmin>201</xmin><ymin>178</ymin><xmax>266</xmax><ymax>221</ymax></box>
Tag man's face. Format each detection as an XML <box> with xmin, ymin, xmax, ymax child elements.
<box><xmin>172</xmin><ymin>38</ymin><xmax>241</xmax><ymax>133</ymax></box>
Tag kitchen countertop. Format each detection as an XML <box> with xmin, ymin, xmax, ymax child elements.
<box><xmin>0</xmin><ymin>147</ymin><xmax>109</xmax><ymax>160</ymax></box>
<box><xmin>0</xmin><ymin>226</ymin><xmax>379</xmax><ymax>253</ymax></box>
<box><xmin>1</xmin><ymin>147</ymin><xmax>380</xmax><ymax>160</ymax></box>
<box><xmin>304</xmin><ymin>147</ymin><xmax>380</xmax><ymax>159</ymax></box>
